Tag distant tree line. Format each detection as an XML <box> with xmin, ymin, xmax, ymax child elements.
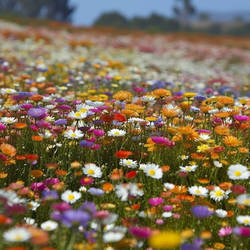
<box><xmin>0</xmin><ymin>0</ymin><xmax>75</xmax><ymax>22</ymax></box>
<box><xmin>93</xmin><ymin>11</ymin><xmax>250</xmax><ymax>36</ymax></box>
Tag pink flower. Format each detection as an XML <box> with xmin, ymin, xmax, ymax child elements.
<box><xmin>93</xmin><ymin>129</ymin><xmax>105</xmax><ymax>136</ymax></box>
<box><xmin>163</xmin><ymin>205</ymin><xmax>173</xmax><ymax>211</ymax></box>
<box><xmin>149</xmin><ymin>197</ymin><xmax>164</xmax><ymax>206</ymax></box>
<box><xmin>218</xmin><ymin>226</ymin><xmax>232</xmax><ymax>237</ymax></box>
<box><xmin>129</xmin><ymin>226</ymin><xmax>151</xmax><ymax>238</ymax></box>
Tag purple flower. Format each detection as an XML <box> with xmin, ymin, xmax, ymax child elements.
<box><xmin>28</xmin><ymin>108</ymin><xmax>47</xmax><ymax>119</ymax></box>
<box><xmin>80</xmin><ymin>202</ymin><xmax>97</xmax><ymax>215</ymax></box>
<box><xmin>181</xmin><ymin>243</ymin><xmax>200</xmax><ymax>250</ymax></box>
<box><xmin>88</xmin><ymin>188</ymin><xmax>104</xmax><ymax>196</ymax></box>
<box><xmin>54</xmin><ymin>119</ymin><xmax>67</xmax><ymax>126</ymax></box>
<box><xmin>21</xmin><ymin>103</ymin><xmax>33</xmax><ymax>110</ymax></box>
<box><xmin>60</xmin><ymin>209</ymin><xmax>91</xmax><ymax>227</ymax></box>
<box><xmin>42</xmin><ymin>190</ymin><xmax>58</xmax><ymax>200</ymax></box>
<box><xmin>80</xmin><ymin>140</ymin><xmax>94</xmax><ymax>148</ymax></box>
<box><xmin>191</xmin><ymin>205</ymin><xmax>214</xmax><ymax>218</ymax></box>
<box><xmin>0</xmin><ymin>123</ymin><xmax>6</xmax><ymax>131</ymax></box>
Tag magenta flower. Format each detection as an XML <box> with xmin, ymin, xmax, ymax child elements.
<box><xmin>93</xmin><ymin>129</ymin><xmax>105</xmax><ymax>137</ymax></box>
<box><xmin>234</xmin><ymin>115</ymin><xmax>249</xmax><ymax>122</ymax></box>
<box><xmin>233</xmin><ymin>227</ymin><xmax>250</xmax><ymax>237</ymax></box>
<box><xmin>218</xmin><ymin>226</ymin><xmax>232</xmax><ymax>237</ymax></box>
<box><xmin>149</xmin><ymin>197</ymin><xmax>164</xmax><ymax>206</ymax></box>
<box><xmin>163</xmin><ymin>205</ymin><xmax>173</xmax><ymax>211</ymax></box>
<box><xmin>129</xmin><ymin>226</ymin><xmax>151</xmax><ymax>239</ymax></box>
<box><xmin>0</xmin><ymin>123</ymin><xmax>6</xmax><ymax>131</ymax></box>
<box><xmin>151</xmin><ymin>136</ymin><xmax>175</xmax><ymax>146</ymax></box>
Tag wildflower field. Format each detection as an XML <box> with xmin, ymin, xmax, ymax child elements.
<box><xmin>0</xmin><ymin>19</ymin><xmax>249</xmax><ymax>250</ymax></box>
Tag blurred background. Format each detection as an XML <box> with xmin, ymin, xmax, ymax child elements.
<box><xmin>1</xmin><ymin>0</ymin><xmax>250</xmax><ymax>36</ymax></box>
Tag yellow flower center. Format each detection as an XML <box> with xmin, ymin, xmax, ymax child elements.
<box><xmin>244</xmin><ymin>199</ymin><xmax>250</xmax><ymax>205</ymax></box>
<box><xmin>149</xmin><ymin>169</ymin><xmax>156</xmax><ymax>176</ymax></box>
<box><xmin>186</xmin><ymin>167</ymin><xmax>191</xmax><ymax>171</ymax></box>
<box><xmin>195</xmin><ymin>190</ymin><xmax>201</xmax><ymax>194</ymax></box>
<box><xmin>14</xmin><ymin>234</ymin><xmax>22</xmax><ymax>241</ymax></box>
<box><xmin>71</xmin><ymin>133</ymin><xmax>76</xmax><ymax>137</ymax></box>
<box><xmin>243</xmin><ymin>219</ymin><xmax>249</xmax><ymax>224</ymax></box>
<box><xmin>215</xmin><ymin>190</ymin><xmax>223</xmax><ymax>197</ymax></box>
<box><xmin>234</xmin><ymin>171</ymin><xmax>242</xmax><ymax>177</ymax></box>
<box><xmin>68</xmin><ymin>194</ymin><xmax>75</xmax><ymax>200</ymax></box>
<box><xmin>114</xmin><ymin>131</ymin><xmax>120</xmax><ymax>135</ymax></box>
<box><xmin>80</xmin><ymin>108</ymin><xmax>87</xmax><ymax>112</ymax></box>
<box><xmin>87</xmin><ymin>169</ymin><xmax>95</xmax><ymax>175</ymax></box>
<box><xmin>46</xmin><ymin>226</ymin><xmax>51</xmax><ymax>230</ymax></box>
<box><xmin>75</xmin><ymin>112</ymin><xmax>81</xmax><ymax>117</ymax></box>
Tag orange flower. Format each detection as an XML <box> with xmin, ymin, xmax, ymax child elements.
<box><xmin>55</xmin><ymin>169</ymin><xmax>67</xmax><ymax>176</ymax></box>
<box><xmin>198</xmin><ymin>179</ymin><xmax>210</xmax><ymax>184</ymax></box>
<box><xmin>0</xmin><ymin>172</ymin><xmax>7</xmax><ymax>178</ymax></box>
<box><xmin>152</xmin><ymin>88</ymin><xmax>171</xmax><ymax>98</ymax></box>
<box><xmin>110</xmin><ymin>168</ymin><xmax>123</xmax><ymax>180</ymax></box>
<box><xmin>30</xmin><ymin>170</ymin><xmax>43</xmax><ymax>178</ymax></box>
<box><xmin>32</xmin><ymin>135</ymin><xmax>43</xmax><ymax>141</ymax></box>
<box><xmin>219</xmin><ymin>182</ymin><xmax>232</xmax><ymax>190</ymax></box>
<box><xmin>71</xmin><ymin>161</ymin><xmax>82</xmax><ymax>168</ymax></box>
<box><xmin>113</xmin><ymin>90</ymin><xmax>132</xmax><ymax>101</ymax></box>
<box><xmin>131</xmin><ymin>204</ymin><xmax>140</xmax><ymax>210</ymax></box>
<box><xmin>217</xmin><ymin>96</ymin><xmax>234</xmax><ymax>106</ymax></box>
<box><xmin>171</xmin><ymin>186</ymin><xmax>187</xmax><ymax>194</ymax></box>
<box><xmin>213</xmin><ymin>242</ymin><xmax>225</xmax><ymax>250</ymax></box>
<box><xmin>0</xmin><ymin>214</ymin><xmax>8</xmax><ymax>225</ymax></box>
<box><xmin>214</xmin><ymin>126</ymin><xmax>230</xmax><ymax>136</ymax></box>
<box><xmin>102</xmin><ymin>183</ymin><xmax>114</xmax><ymax>192</ymax></box>
<box><xmin>200</xmin><ymin>231</ymin><xmax>212</xmax><ymax>240</ymax></box>
<box><xmin>223</xmin><ymin>136</ymin><xmax>242</xmax><ymax>147</ymax></box>
<box><xmin>238</xmin><ymin>147</ymin><xmax>249</xmax><ymax>153</ymax></box>
<box><xmin>14</xmin><ymin>122</ymin><xmax>27</xmax><ymax>129</ymax></box>
<box><xmin>162</xmin><ymin>109</ymin><xmax>178</xmax><ymax>117</ymax></box>
<box><xmin>29</xmin><ymin>95</ymin><xmax>43</xmax><ymax>101</ymax></box>
<box><xmin>161</xmin><ymin>165</ymin><xmax>170</xmax><ymax>172</ymax></box>
<box><xmin>16</xmin><ymin>155</ymin><xmax>26</xmax><ymax>160</ymax></box>
<box><xmin>0</xmin><ymin>143</ymin><xmax>16</xmax><ymax>157</ymax></box>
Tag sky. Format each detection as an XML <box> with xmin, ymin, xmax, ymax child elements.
<box><xmin>71</xmin><ymin>0</ymin><xmax>250</xmax><ymax>25</ymax></box>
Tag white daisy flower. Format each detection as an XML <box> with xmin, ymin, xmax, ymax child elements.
<box><xmin>0</xmin><ymin>88</ymin><xmax>17</xmax><ymax>95</ymax></box>
<box><xmin>210</xmin><ymin>187</ymin><xmax>230</xmax><ymax>202</ymax></box>
<box><xmin>61</xmin><ymin>190</ymin><xmax>81</xmax><ymax>204</ymax></box>
<box><xmin>27</xmin><ymin>201</ymin><xmax>40</xmax><ymax>211</ymax></box>
<box><xmin>180</xmin><ymin>164</ymin><xmax>198</xmax><ymax>172</ymax></box>
<box><xmin>108</xmin><ymin>129</ymin><xmax>126</xmax><ymax>137</ymax></box>
<box><xmin>68</xmin><ymin>111</ymin><xmax>87</xmax><ymax>120</ymax></box>
<box><xmin>120</xmin><ymin>159</ymin><xmax>137</xmax><ymax>168</ymax></box>
<box><xmin>215</xmin><ymin>209</ymin><xmax>228</xmax><ymax>218</ymax></box>
<box><xmin>24</xmin><ymin>217</ymin><xmax>36</xmax><ymax>226</ymax></box>
<box><xmin>199</xmin><ymin>133</ymin><xmax>210</xmax><ymax>140</ymax></box>
<box><xmin>41</xmin><ymin>220</ymin><xmax>58</xmax><ymax>231</ymax></box>
<box><xmin>214</xmin><ymin>161</ymin><xmax>223</xmax><ymax>168</ymax></box>
<box><xmin>103</xmin><ymin>227</ymin><xmax>126</xmax><ymax>243</ymax></box>
<box><xmin>188</xmin><ymin>186</ymin><xmax>208</xmax><ymax>196</ymax></box>
<box><xmin>162</xmin><ymin>212</ymin><xmax>172</xmax><ymax>218</ymax></box>
<box><xmin>144</xmin><ymin>164</ymin><xmax>163</xmax><ymax>179</ymax></box>
<box><xmin>236</xmin><ymin>215</ymin><xmax>250</xmax><ymax>226</ymax></box>
<box><xmin>82</xmin><ymin>163</ymin><xmax>102</xmax><ymax>178</ymax></box>
<box><xmin>3</xmin><ymin>227</ymin><xmax>31</xmax><ymax>242</ymax></box>
<box><xmin>0</xmin><ymin>117</ymin><xmax>17</xmax><ymax>124</ymax></box>
<box><xmin>76</xmin><ymin>104</ymin><xmax>92</xmax><ymax>113</ymax></box>
<box><xmin>227</xmin><ymin>164</ymin><xmax>249</xmax><ymax>180</ymax></box>
<box><xmin>236</xmin><ymin>194</ymin><xmax>250</xmax><ymax>207</ymax></box>
<box><xmin>64</xmin><ymin>129</ymin><xmax>83</xmax><ymax>139</ymax></box>
<box><xmin>164</xmin><ymin>183</ymin><xmax>175</xmax><ymax>190</ymax></box>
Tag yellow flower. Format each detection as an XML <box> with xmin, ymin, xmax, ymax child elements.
<box><xmin>184</xmin><ymin>92</ymin><xmax>197</xmax><ymax>98</ymax></box>
<box><xmin>149</xmin><ymin>231</ymin><xmax>181</xmax><ymax>249</ymax></box>
<box><xmin>197</xmin><ymin>144</ymin><xmax>210</xmax><ymax>152</ymax></box>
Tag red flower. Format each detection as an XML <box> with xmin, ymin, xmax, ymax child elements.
<box><xmin>24</xmin><ymin>154</ymin><xmax>39</xmax><ymax>161</ymax></box>
<box><xmin>115</xmin><ymin>151</ymin><xmax>133</xmax><ymax>158</ymax></box>
<box><xmin>100</xmin><ymin>114</ymin><xmax>114</xmax><ymax>122</ymax></box>
<box><xmin>126</xmin><ymin>171</ymin><xmax>137</xmax><ymax>179</ymax></box>
<box><xmin>114</xmin><ymin>113</ymin><xmax>126</xmax><ymax>122</ymax></box>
